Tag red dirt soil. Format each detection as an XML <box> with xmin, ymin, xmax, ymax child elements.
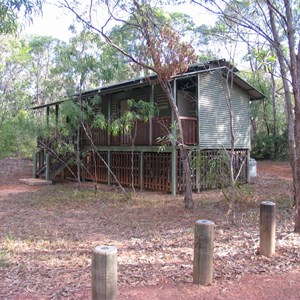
<box><xmin>0</xmin><ymin>158</ymin><xmax>299</xmax><ymax>300</ymax></box>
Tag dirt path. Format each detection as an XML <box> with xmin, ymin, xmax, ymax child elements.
<box><xmin>118</xmin><ymin>270</ymin><xmax>300</xmax><ymax>300</ymax></box>
<box><xmin>0</xmin><ymin>158</ymin><xmax>41</xmax><ymax>200</ymax></box>
<box><xmin>0</xmin><ymin>158</ymin><xmax>299</xmax><ymax>300</ymax></box>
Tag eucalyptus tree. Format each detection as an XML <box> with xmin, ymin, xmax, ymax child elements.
<box><xmin>0</xmin><ymin>37</ymin><xmax>32</xmax><ymax>129</ymax></box>
<box><xmin>61</xmin><ymin>0</ymin><xmax>197</xmax><ymax>208</ymax></box>
<box><xmin>53</xmin><ymin>29</ymin><xmax>105</xmax><ymax>94</ymax></box>
<box><xmin>0</xmin><ymin>0</ymin><xmax>43</xmax><ymax>34</ymax></box>
<box><xmin>0</xmin><ymin>36</ymin><xmax>36</xmax><ymax>157</ymax></box>
<box><xmin>245</xmin><ymin>46</ymin><xmax>288</xmax><ymax>160</ymax></box>
<box><xmin>192</xmin><ymin>0</ymin><xmax>300</xmax><ymax>231</ymax></box>
<box><xmin>26</xmin><ymin>36</ymin><xmax>64</xmax><ymax>106</ymax></box>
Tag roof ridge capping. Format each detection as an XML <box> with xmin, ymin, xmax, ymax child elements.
<box><xmin>187</xmin><ymin>58</ymin><xmax>238</xmax><ymax>73</ymax></box>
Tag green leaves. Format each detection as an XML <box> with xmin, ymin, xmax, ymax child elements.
<box><xmin>0</xmin><ymin>110</ymin><xmax>36</xmax><ymax>158</ymax></box>
<box><xmin>0</xmin><ymin>0</ymin><xmax>43</xmax><ymax>34</ymax></box>
<box><xmin>109</xmin><ymin>99</ymin><xmax>157</xmax><ymax>136</ymax></box>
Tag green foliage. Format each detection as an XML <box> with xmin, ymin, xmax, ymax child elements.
<box><xmin>251</xmin><ymin>132</ymin><xmax>273</xmax><ymax>160</ymax></box>
<box><xmin>241</xmin><ymin>69</ymin><xmax>288</xmax><ymax>160</ymax></box>
<box><xmin>93</xmin><ymin>114</ymin><xmax>106</xmax><ymax>130</ymax></box>
<box><xmin>0</xmin><ymin>0</ymin><xmax>43</xmax><ymax>34</ymax></box>
<box><xmin>157</xmin><ymin>120</ymin><xmax>178</xmax><ymax>151</ymax></box>
<box><xmin>108</xmin><ymin>99</ymin><xmax>158</xmax><ymax>136</ymax></box>
<box><xmin>60</xmin><ymin>101</ymin><xmax>81</xmax><ymax>133</ymax></box>
<box><xmin>191</xmin><ymin>149</ymin><xmax>231</xmax><ymax>190</ymax></box>
<box><xmin>0</xmin><ymin>110</ymin><xmax>36</xmax><ymax>158</ymax></box>
<box><xmin>251</xmin><ymin>130</ymin><xmax>288</xmax><ymax>160</ymax></box>
<box><xmin>52</xmin><ymin>30</ymin><xmax>104</xmax><ymax>94</ymax></box>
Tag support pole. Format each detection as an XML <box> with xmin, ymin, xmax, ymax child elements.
<box><xmin>33</xmin><ymin>152</ymin><xmax>37</xmax><ymax>178</ymax></box>
<box><xmin>149</xmin><ymin>85</ymin><xmax>154</xmax><ymax>146</ymax></box>
<box><xmin>260</xmin><ymin>201</ymin><xmax>276</xmax><ymax>256</ymax></box>
<box><xmin>193</xmin><ymin>220</ymin><xmax>214</xmax><ymax>285</ymax></box>
<box><xmin>196</xmin><ymin>149</ymin><xmax>201</xmax><ymax>193</ymax></box>
<box><xmin>92</xmin><ymin>245</ymin><xmax>117</xmax><ymax>300</ymax></box>
<box><xmin>45</xmin><ymin>153</ymin><xmax>50</xmax><ymax>182</ymax></box>
<box><xmin>107</xmin><ymin>151</ymin><xmax>111</xmax><ymax>186</ymax></box>
<box><xmin>171</xmin><ymin>79</ymin><xmax>177</xmax><ymax>196</ymax></box>
<box><xmin>46</xmin><ymin>106</ymin><xmax>50</xmax><ymax>128</ymax></box>
<box><xmin>171</xmin><ymin>149</ymin><xmax>177</xmax><ymax>196</ymax></box>
<box><xmin>55</xmin><ymin>104</ymin><xmax>59</xmax><ymax>129</ymax></box>
<box><xmin>140</xmin><ymin>151</ymin><xmax>143</xmax><ymax>191</ymax></box>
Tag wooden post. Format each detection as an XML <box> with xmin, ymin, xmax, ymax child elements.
<box><xmin>149</xmin><ymin>85</ymin><xmax>154</xmax><ymax>146</ymax></box>
<box><xmin>171</xmin><ymin>79</ymin><xmax>177</xmax><ymax>196</ymax></box>
<box><xmin>92</xmin><ymin>245</ymin><xmax>117</xmax><ymax>300</ymax></box>
<box><xmin>260</xmin><ymin>201</ymin><xmax>276</xmax><ymax>256</ymax></box>
<box><xmin>33</xmin><ymin>152</ymin><xmax>37</xmax><ymax>178</ymax></box>
<box><xmin>107</xmin><ymin>151</ymin><xmax>111</xmax><ymax>186</ymax></box>
<box><xmin>171</xmin><ymin>149</ymin><xmax>177</xmax><ymax>196</ymax></box>
<box><xmin>247</xmin><ymin>149</ymin><xmax>250</xmax><ymax>182</ymax></box>
<box><xmin>55</xmin><ymin>104</ymin><xmax>59</xmax><ymax>127</ymax></box>
<box><xmin>193</xmin><ymin>220</ymin><xmax>214</xmax><ymax>285</ymax></box>
<box><xmin>140</xmin><ymin>151</ymin><xmax>143</xmax><ymax>191</ymax></box>
<box><xmin>46</xmin><ymin>106</ymin><xmax>50</xmax><ymax>128</ymax></box>
<box><xmin>196</xmin><ymin>149</ymin><xmax>201</xmax><ymax>193</ymax></box>
<box><xmin>45</xmin><ymin>153</ymin><xmax>50</xmax><ymax>182</ymax></box>
<box><xmin>197</xmin><ymin>74</ymin><xmax>201</xmax><ymax>147</ymax></box>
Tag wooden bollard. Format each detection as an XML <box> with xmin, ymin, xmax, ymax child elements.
<box><xmin>193</xmin><ymin>220</ymin><xmax>214</xmax><ymax>285</ymax></box>
<box><xmin>92</xmin><ymin>245</ymin><xmax>117</xmax><ymax>300</ymax></box>
<box><xmin>260</xmin><ymin>201</ymin><xmax>276</xmax><ymax>256</ymax></box>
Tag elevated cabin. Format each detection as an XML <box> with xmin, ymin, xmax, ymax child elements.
<box><xmin>32</xmin><ymin>60</ymin><xmax>264</xmax><ymax>194</ymax></box>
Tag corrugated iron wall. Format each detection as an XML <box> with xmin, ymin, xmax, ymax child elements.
<box><xmin>198</xmin><ymin>72</ymin><xmax>250</xmax><ymax>149</ymax></box>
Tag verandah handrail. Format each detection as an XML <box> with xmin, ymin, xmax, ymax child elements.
<box><xmin>80</xmin><ymin>116</ymin><xmax>198</xmax><ymax>147</ymax></box>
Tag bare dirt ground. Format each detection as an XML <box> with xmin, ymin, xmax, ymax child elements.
<box><xmin>0</xmin><ymin>158</ymin><xmax>299</xmax><ymax>300</ymax></box>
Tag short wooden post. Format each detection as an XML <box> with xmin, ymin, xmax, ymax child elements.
<box><xmin>92</xmin><ymin>245</ymin><xmax>117</xmax><ymax>300</ymax></box>
<box><xmin>260</xmin><ymin>201</ymin><xmax>276</xmax><ymax>256</ymax></box>
<box><xmin>193</xmin><ymin>220</ymin><xmax>214</xmax><ymax>285</ymax></box>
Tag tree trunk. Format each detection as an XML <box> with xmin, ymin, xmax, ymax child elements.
<box><xmin>161</xmin><ymin>82</ymin><xmax>194</xmax><ymax>209</ymax></box>
<box><xmin>268</xmin><ymin>3</ymin><xmax>299</xmax><ymax>232</ymax></box>
<box><xmin>180</xmin><ymin>144</ymin><xmax>194</xmax><ymax>209</ymax></box>
<box><xmin>270</xmin><ymin>72</ymin><xmax>278</xmax><ymax>158</ymax></box>
<box><xmin>292</xmin><ymin>46</ymin><xmax>300</xmax><ymax>232</ymax></box>
<box><xmin>281</xmin><ymin>1</ymin><xmax>300</xmax><ymax>232</ymax></box>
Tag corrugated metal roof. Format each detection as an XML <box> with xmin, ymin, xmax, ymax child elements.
<box><xmin>31</xmin><ymin>59</ymin><xmax>264</xmax><ymax>110</ymax></box>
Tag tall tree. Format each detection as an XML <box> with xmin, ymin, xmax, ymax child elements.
<box><xmin>0</xmin><ymin>36</ymin><xmax>31</xmax><ymax>129</ymax></box>
<box><xmin>26</xmin><ymin>36</ymin><xmax>63</xmax><ymax>106</ymax></box>
<box><xmin>62</xmin><ymin>0</ymin><xmax>197</xmax><ymax>208</ymax></box>
<box><xmin>0</xmin><ymin>0</ymin><xmax>43</xmax><ymax>34</ymax></box>
<box><xmin>0</xmin><ymin>36</ymin><xmax>36</xmax><ymax>157</ymax></box>
<box><xmin>193</xmin><ymin>0</ymin><xmax>300</xmax><ymax>231</ymax></box>
<box><xmin>245</xmin><ymin>46</ymin><xmax>288</xmax><ymax>160</ymax></box>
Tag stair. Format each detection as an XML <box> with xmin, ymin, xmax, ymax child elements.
<box><xmin>37</xmin><ymin>152</ymin><xmax>75</xmax><ymax>181</ymax></box>
<box><xmin>36</xmin><ymin>135</ymin><xmax>77</xmax><ymax>181</ymax></box>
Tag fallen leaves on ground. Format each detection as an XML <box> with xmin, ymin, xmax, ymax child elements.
<box><xmin>0</xmin><ymin>159</ymin><xmax>299</xmax><ymax>299</ymax></box>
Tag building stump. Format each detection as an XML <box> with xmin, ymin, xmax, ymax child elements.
<box><xmin>193</xmin><ymin>220</ymin><xmax>214</xmax><ymax>285</ymax></box>
<box><xmin>260</xmin><ymin>201</ymin><xmax>276</xmax><ymax>256</ymax></box>
<box><xmin>91</xmin><ymin>245</ymin><xmax>117</xmax><ymax>300</ymax></box>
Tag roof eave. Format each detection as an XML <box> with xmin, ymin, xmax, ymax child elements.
<box><xmin>232</xmin><ymin>74</ymin><xmax>265</xmax><ymax>100</ymax></box>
